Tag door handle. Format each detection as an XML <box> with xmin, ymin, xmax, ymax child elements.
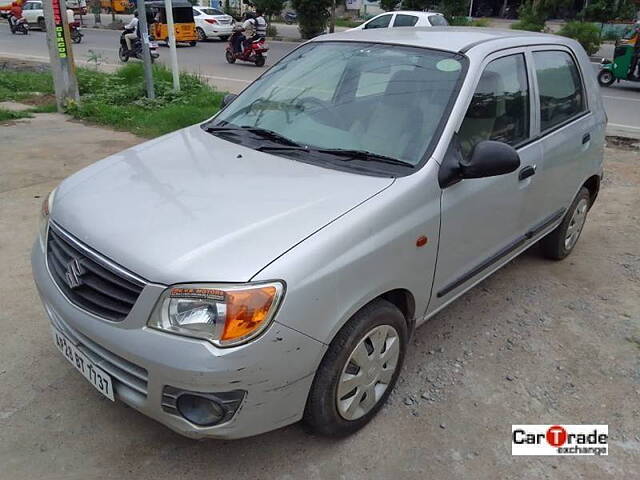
<box><xmin>518</xmin><ymin>165</ymin><xmax>536</xmax><ymax>181</ymax></box>
<box><xmin>582</xmin><ymin>133</ymin><xmax>591</xmax><ymax>144</ymax></box>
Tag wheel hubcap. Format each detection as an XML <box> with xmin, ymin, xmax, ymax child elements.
<box><xmin>336</xmin><ymin>325</ymin><xmax>400</xmax><ymax>421</ymax></box>
<box><xmin>565</xmin><ymin>198</ymin><xmax>588</xmax><ymax>250</ymax></box>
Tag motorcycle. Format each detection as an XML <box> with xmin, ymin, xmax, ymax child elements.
<box><xmin>70</xmin><ymin>21</ymin><xmax>83</xmax><ymax>44</ymax></box>
<box><xmin>9</xmin><ymin>16</ymin><xmax>29</xmax><ymax>35</ymax></box>
<box><xmin>118</xmin><ymin>28</ymin><xmax>160</xmax><ymax>63</ymax></box>
<box><xmin>226</xmin><ymin>31</ymin><xmax>268</xmax><ymax>67</ymax></box>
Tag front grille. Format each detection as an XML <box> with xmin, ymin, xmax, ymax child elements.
<box><xmin>46</xmin><ymin>222</ymin><xmax>146</xmax><ymax>322</ymax></box>
<box><xmin>50</xmin><ymin>310</ymin><xmax>149</xmax><ymax>398</ymax></box>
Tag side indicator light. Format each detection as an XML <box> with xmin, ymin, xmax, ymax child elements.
<box><xmin>416</xmin><ymin>236</ymin><xmax>428</xmax><ymax>247</ymax></box>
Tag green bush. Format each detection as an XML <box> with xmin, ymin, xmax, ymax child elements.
<box><xmin>558</xmin><ymin>21</ymin><xmax>602</xmax><ymax>55</ymax></box>
<box><xmin>291</xmin><ymin>0</ymin><xmax>332</xmax><ymax>39</ymax></box>
<box><xmin>511</xmin><ymin>20</ymin><xmax>545</xmax><ymax>31</ymax></box>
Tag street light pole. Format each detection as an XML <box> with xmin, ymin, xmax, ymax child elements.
<box><xmin>43</xmin><ymin>0</ymin><xmax>80</xmax><ymax>112</ymax></box>
<box><xmin>164</xmin><ymin>0</ymin><xmax>180</xmax><ymax>91</ymax></box>
<box><xmin>136</xmin><ymin>0</ymin><xmax>155</xmax><ymax>99</ymax></box>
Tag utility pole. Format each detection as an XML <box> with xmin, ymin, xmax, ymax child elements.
<box><xmin>164</xmin><ymin>0</ymin><xmax>180</xmax><ymax>91</ymax></box>
<box><xmin>43</xmin><ymin>0</ymin><xmax>80</xmax><ymax>112</ymax></box>
<box><xmin>329</xmin><ymin>0</ymin><xmax>336</xmax><ymax>33</ymax></box>
<box><xmin>136</xmin><ymin>0</ymin><xmax>156</xmax><ymax>99</ymax></box>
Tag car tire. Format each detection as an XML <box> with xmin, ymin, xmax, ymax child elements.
<box><xmin>196</xmin><ymin>27</ymin><xmax>207</xmax><ymax>42</ymax></box>
<box><xmin>597</xmin><ymin>69</ymin><xmax>615</xmax><ymax>87</ymax></box>
<box><xmin>539</xmin><ymin>187</ymin><xmax>591</xmax><ymax>260</ymax></box>
<box><xmin>303</xmin><ymin>298</ymin><xmax>407</xmax><ymax>437</ymax></box>
<box><xmin>38</xmin><ymin>18</ymin><xmax>46</xmax><ymax>31</ymax></box>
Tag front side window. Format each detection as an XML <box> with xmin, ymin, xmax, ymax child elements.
<box><xmin>533</xmin><ymin>50</ymin><xmax>586</xmax><ymax>132</ymax></box>
<box><xmin>459</xmin><ymin>54</ymin><xmax>530</xmax><ymax>157</ymax></box>
<box><xmin>364</xmin><ymin>14</ymin><xmax>392</xmax><ymax>29</ymax></box>
<box><xmin>207</xmin><ymin>42</ymin><xmax>466</xmax><ymax>172</ymax></box>
<box><xmin>428</xmin><ymin>15</ymin><xmax>449</xmax><ymax>26</ymax></box>
<box><xmin>192</xmin><ymin>8</ymin><xmax>201</xmax><ymax>16</ymax></box>
<box><xmin>393</xmin><ymin>14</ymin><xmax>419</xmax><ymax>27</ymax></box>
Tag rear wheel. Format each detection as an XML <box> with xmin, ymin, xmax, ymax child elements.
<box><xmin>71</xmin><ymin>32</ymin><xmax>81</xmax><ymax>44</ymax></box>
<box><xmin>118</xmin><ymin>46</ymin><xmax>129</xmax><ymax>62</ymax></box>
<box><xmin>539</xmin><ymin>187</ymin><xmax>591</xmax><ymax>260</ymax></box>
<box><xmin>225</xmin><ymin>50</ymin><xmax>236</xmax><ymax>63</ymax></box>
<box><xmin>189</xmin><ymin>40</ymin><xmax>197</xmax><ymax>46</ymax></box>
<box><xmin>255</xmin><ymin>55</ymin><xmax>265</xmax><ymax>67</ymax></box>
<box><xmin>196</xmin><ymin>27</ymin><xmax>207</xmax><ymax>42</ymax></box>
<box><xmin>38</xmin><ymin>18</ymin><xmax>46</xmax><ymax>31</ymax></box>
<box><xmin>304</xmin><ymin>299</ymin><xmax>407</xmax><ymax>437</ymax></box>
<box><xmin>597</xmin><ymin>69</ymin><xmax>615</xmax><ymax>87</ymax></box>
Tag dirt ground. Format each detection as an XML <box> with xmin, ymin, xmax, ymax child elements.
<box><xmin>0</xmin><ymin>112</ymin><xmax>638</xmax><ymax>480</ymax></box>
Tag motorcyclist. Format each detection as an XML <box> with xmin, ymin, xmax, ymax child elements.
<box><xmin>245</xmin><ymin>9</ymin><xmax>266</xmax><ymax>47</ymax></box>
<box><xmin>235</xmin><ymin>11</ymin><xmax>255</xmax><ymax>53</ymax></box>
<box><xmin>9</xmin><ymin>1</ymin><xmax>24</xmax><ymax>29</ymax></box>
<box><xmin>124</xmin><ymin>11</ymin><xmax>139</xmax><ymax>53</ymax></box>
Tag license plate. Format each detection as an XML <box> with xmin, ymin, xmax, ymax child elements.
<box><xmin>52</xmin><ymin>328</ymin><xmax>115</xmax><ymax>401</ymax></box>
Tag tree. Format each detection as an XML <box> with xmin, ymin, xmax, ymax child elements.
<box><xmin>402</xmin><ymin>0</ymin><xmax>430</xmax><ymax>9</ymax></box>
<box><xmin>380</xmin><ymin>0</ymin><xmax>400</xmax><ymax>11</ymax></box>
<box><xmin>291</xmin><ymin>0</ymin><xmax>332</xmax><ymax>39</ymax></box>
<box><xmin>251</xmin><ymin>0</ymin><xmax>286</xmax><ymax>17</ymax></box>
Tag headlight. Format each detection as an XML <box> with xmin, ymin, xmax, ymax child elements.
<box><xmin>148</xmin><ymin>282</ymin><xmax>284</xmax><ymax>347</ymax></box>
<box><xmin>39</xmin><ymin>188</ymin><xmax>57</xmax><ymax>247</ymax></box>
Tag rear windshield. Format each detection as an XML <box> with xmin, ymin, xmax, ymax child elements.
<box><xmin>208</xmin><ymin>42</ymin><xmax>466</xmax><ymax>171</ymax></box>
<box><xmin>200</xmin><ymin>8</ymin><xmax>224</xmax><ymax>15</ymax></box>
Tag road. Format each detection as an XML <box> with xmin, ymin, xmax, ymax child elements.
<box><xmin>1</xmin><ymin>22</ymin><xmax>639</xmax><ymax>137</ymax></box>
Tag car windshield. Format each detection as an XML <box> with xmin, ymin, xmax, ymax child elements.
<box><xmin>200</xmin><ymin>8</ymin><xmax>224</xmax><ymax>15</ymax></box>
<box><xmin>206</xmin><ymin>42</ymin><xmax>465</xmax><ymax>172</ymax></box>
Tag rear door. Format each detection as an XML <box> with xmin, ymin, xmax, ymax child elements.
<box><xmin>392</xmin><ymin>14</ymin><xmax>419</xmax><ymax>28</ymax></box>
<box><xmin>529</xmin><ymin>48</ymin><xmax>595</xmax><ymax>218</ymax></box>
<box><xmin>429</xmin><ymin>49</ymin><xmax>542</xmax><ymax>311</ymax></box>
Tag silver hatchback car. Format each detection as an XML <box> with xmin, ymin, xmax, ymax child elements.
<box><xmin>32</xmin><ymin>28</ymin><xmax>605</xmax><ymax>439</ymax></box>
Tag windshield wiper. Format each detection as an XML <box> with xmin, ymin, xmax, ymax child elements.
<box><xmin>239</xmin><ymin>126</ymin><xmax>303</xmax><ymax>147</ymax></box>
<box><xmin>315</xmin><ymin>149</ymin><xmax>414</xmax><ymax>168</ymax></box>
<box><xmin>203</xmin><ymin>124</ymin><xmax>303</xmax><ymax>148</ymax></box>
<box><xmin>257</xmin><ymin>145</ymin><xmax>310</xmax><ymax>152</ymax></box>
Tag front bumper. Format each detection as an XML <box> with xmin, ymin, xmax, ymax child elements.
<box><xmin>32</xmin><ymin>241</ymin><xmax>326</xmax><ymax>439</ymax></box>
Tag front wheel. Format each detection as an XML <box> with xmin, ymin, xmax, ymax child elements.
<box><xmin>539</xmin><ymin>187</ymin><xmax>591</xmax><ymax>260</ymax></box>
<box><xmin>118</xmin><ymin>46</ymin><xmax>129</xmax><ymax>62</ymax></box>
<box><xmin>597</xmin><ymin>69</ymin><xmax>615</xmax><ymax>87</ymax></box>
<box><xmin>196</xmin><ymin>27</ymin><xmax>207</xmax><ymax>42</ymax></box>
<box><xmin>225</xmin><ymin>50</ymin><xmax>236</xmax><ymax>64</ymax></box>
<box><xmin>304</xmin><ymin>299</ymin><xmax>407</xmax><ymax>437</ymax></box>
<box><xmin>72</xmin><ymin>33</ymin><xmax>82</xmax><ymax>44</ymax></box>
<box><xmin>255</xmin><ymin>55</ymin><xmax>265</xmax><ymax>67</ymax></box>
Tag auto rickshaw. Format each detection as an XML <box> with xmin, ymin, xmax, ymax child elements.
<box><xmin>100</xmin><ymin>0</ymin><xmax>131</xmax><ymax>14</ymax></box>
<box><xmin>598</xmin><ymin>23</ymin><xmax>640</xmax><ymax>86</ymax></box>
<box><xmin>147</xmin><ymin>0</ymin><xmax>197</xmax><ymax>47</ymax></box>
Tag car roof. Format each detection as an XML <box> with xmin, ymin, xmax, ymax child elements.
<box><xmin>375</xmin><ymin>10</ymin><xmax>444</xmax><ymax>17</ymax></box>
<box><xmin>312</xmin><ymin>27</ymin><xmax>575</xmax><ymax>54</ymax></box>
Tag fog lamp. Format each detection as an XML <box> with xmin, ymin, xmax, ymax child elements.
<box><xmin>176</xmin><ymin>394</ymin><xmax>225</xmax><ymax>427</ymax></box>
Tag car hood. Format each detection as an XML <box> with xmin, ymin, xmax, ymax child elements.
<box><xmin>52</xmin><ymin>126</ymin><xmax>394</xmax><ymax>285</ymax></box>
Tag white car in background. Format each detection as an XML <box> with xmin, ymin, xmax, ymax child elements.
<box><xmin>349</xmin><ymin>10</ymin><xmax>449</xmax><ymax>31</ymax></box>
<box><xmin>193</xmin><ymin>6</ymin><xmax>234</xmax><ymax>42</ymax></box>
<box><xmin>21</xmin><ymin>0</ymin><xmax>74</xmax><ymax>30</ymax></box>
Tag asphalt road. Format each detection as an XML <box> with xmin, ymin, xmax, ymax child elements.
<box><xmin>1</xmin><ymin>22</ymin><xmax>639</xmax><ymax>137</ymax></box>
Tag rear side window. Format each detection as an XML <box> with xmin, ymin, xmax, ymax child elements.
<box><xmin>364</xmin><ymin>14</ymin><xmax>392</xmax><ymax>29</ymax></box>
<box><xmin>428</xmin><ymin>15</ymin><xmax>448</xmax><ymax>26</ymax></box>
<box><xmin>533</xmin><ymin>51</ymin><xmax>586</xmax><ymax>132</ymax></box>
<box><xmin>458</xmin><ymin>54</ymin><xmax>530</xmax><ymax>157</ymax></box>
<box><xmin>393</xmin><ymin>14</ymin><xmax>419</xmax><ymax>27</ymax></box>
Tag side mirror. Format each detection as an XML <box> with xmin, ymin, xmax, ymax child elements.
<box><xmin>459</xmin><ymin>140</ymin><xmax>520</xmax><ymax>179</ymax></box>
<box><xmin>438</xmin><ymin>138</ymin><xmax>520</xmax><ymax>188</ymax></box>
<box><xmin>221</xmin><ymin>93</ymin><xmax>237</xmax><ymax>109</ymax></box>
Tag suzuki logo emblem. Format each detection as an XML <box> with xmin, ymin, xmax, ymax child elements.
<box><xmin>64</xmin><ymin>258</ymin><xmax>85</xmax><ymax>289</ymax></box>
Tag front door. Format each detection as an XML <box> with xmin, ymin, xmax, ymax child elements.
<box><xmin>429</xmin><ymin>50</ymin><xmax>541</xmax><ymax>312</ymax></box>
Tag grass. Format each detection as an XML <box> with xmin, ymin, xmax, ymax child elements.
<box><xmin>335</xmin><ymin>18</ymin><xmax>363</xmax><ymax>28</ymax></box>
<box><xmin>0</xmin><ymin>108</ymin><xmax>33</xmax><ymax>122</ymax></box>
<box><xmin>0</xmin><ymin>63</ymin><xmax>225</xmax><ymax>138</ymax></box>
